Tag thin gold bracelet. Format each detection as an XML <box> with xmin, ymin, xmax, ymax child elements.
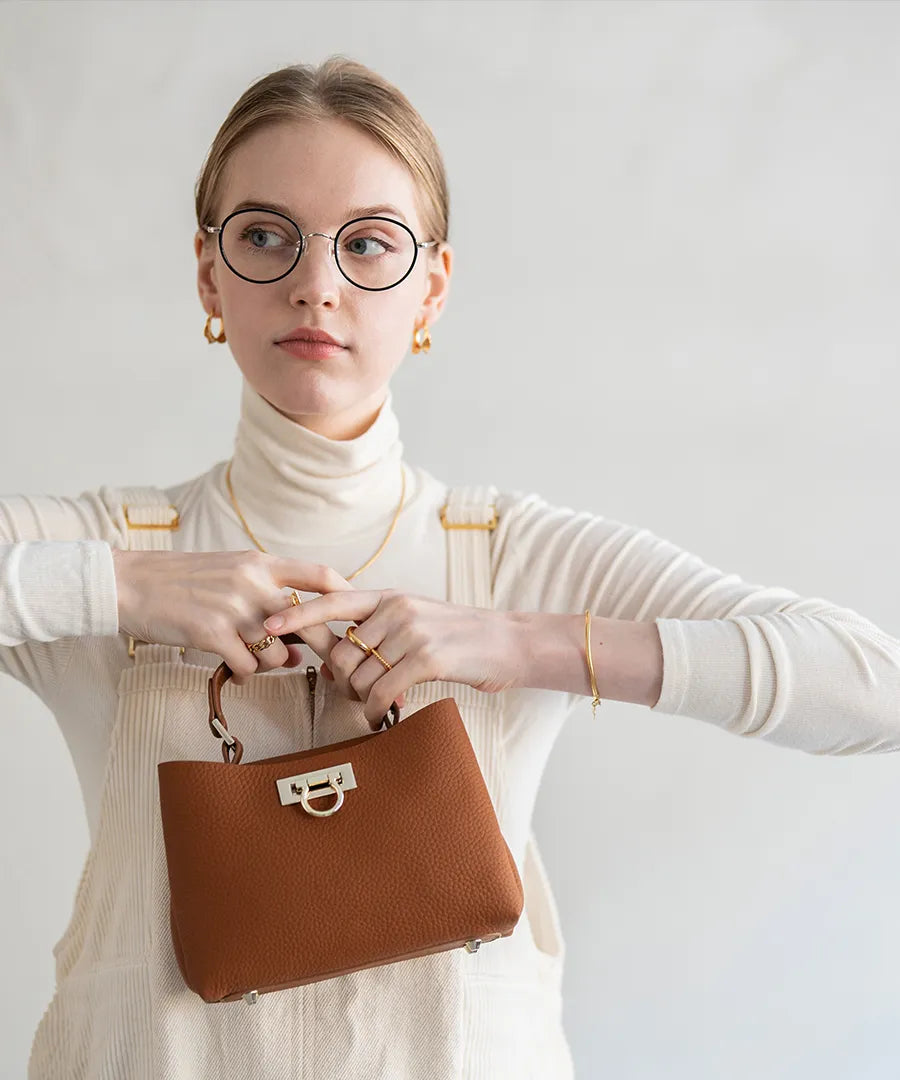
<box><xmin>584</xmin><ymin>609</ymin><xmax>602</xmax><ymax>718</ymax></box>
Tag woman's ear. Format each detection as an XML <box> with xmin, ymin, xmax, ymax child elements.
<box><xmin>418</xmin><ymin>243</ymin><xmax>453</xmax><ymax>327</ymax></box>
<box><xmin>194</xmin><ymin>230</ymin><xmax>222</xmax><ymax>316</ymax></box>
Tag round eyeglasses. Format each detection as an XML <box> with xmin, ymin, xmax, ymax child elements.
<box><xmin>201</xmin><ymin>207</ymin><xmax>439</xmax><ymax>291</ymax></box>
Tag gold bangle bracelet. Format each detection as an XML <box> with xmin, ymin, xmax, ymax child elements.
<box><xmin>584</xmin><ymin>609</ymin><xmax>602</xmax><ymax>718</ymax></box>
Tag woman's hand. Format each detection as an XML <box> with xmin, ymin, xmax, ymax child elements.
<box><xmin>112</xmin><ymin>548</ymin><xmax>356</xmax><ymax>687</ymax></box>
<box><xmin>262</xmin><ymin>589</ymin><xmax>522</xmax><ymax>729</ymax></box>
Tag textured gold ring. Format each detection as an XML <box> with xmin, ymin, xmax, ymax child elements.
<box><xmin>370</xmin><ymin>647</ymin><xmax>392</xmax><ymax>672</ymax></box>
<box><xmin>289</xmin><ymin>590</ymin><xmax>302</xmax><ymax>606</ymax></box>
<box><xmin>345</xmin><ymin>626</ymin><xmax>392</xmax><ymax>671</ymax></box>
<box><xmin>245</xmin><ymin>634</ymin><xmax>277</xmax><ymax>654</ymax></box>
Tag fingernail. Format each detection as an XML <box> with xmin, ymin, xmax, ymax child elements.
<box><xmin>265</xmin><ymin>616</ymin><xmax>284</xmax><ymax>631</ymax></box>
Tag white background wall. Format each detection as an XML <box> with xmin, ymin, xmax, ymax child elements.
<box><xmin>2</xmin><ymin>1</ymin><xmax>899</xmax><ymax>1076</ymax></box>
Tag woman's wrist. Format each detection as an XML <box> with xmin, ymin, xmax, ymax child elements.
<box><xmin>111</xmin><ymin>547</ymin><xmax>137</xmax><ymax>628</ymax></box>
<box><xmin>506</xmin><ymin>609</ymin><xmax>664</xmax><ymax>708</ymax></box>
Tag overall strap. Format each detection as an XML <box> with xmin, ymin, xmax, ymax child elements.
<box><xmin>117</xmin><ymin>485</ymin><xmax>183</xmax><ymax>665</ymax></box>
<box><xmin>440</xmin><ymin>484</ymin><xmax>499</xmax><ymax>609</ymax></box>
<box><xmin>439</xmin><ymin>483</ymin><xmax>507</xmax><ymax>820</ymax></box>
<box><xmin>442</xmin><ymin>487</ymin><xmax>565</xmax><ymax>984</ymax></box>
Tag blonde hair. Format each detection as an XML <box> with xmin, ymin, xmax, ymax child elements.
<box><xmin>194</xmin><ymin>56</ymin><xmax>449</xmax><ymax>249</ymax></box>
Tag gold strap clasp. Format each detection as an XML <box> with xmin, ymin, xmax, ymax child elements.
<box><xmin>439</xmin><ymin>505</ymin><xmax>498</xmax><ymax>530</ymax></box>
<box><xmin>123</xmin><ymin>504</ymin><xmax>180</xmax><ymax>529</ymax></box>
<box><xmin>128</xmin><ymin>636</ymin><xmax>184</xmax><ymax>659</ymax></box>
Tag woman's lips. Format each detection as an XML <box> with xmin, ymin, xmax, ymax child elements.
<box><xmin>276</xmin><ymin>340</ymin><xmax>348</xmax><ymax>360</ymax></box>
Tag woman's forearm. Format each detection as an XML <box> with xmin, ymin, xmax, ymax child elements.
<box><xmin>505</xmin><ymin>610</ymin><xmax>664</xmax><ymax>708</ymax></box>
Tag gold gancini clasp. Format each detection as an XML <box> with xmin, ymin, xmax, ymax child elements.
<box><xmin>276</xmin><ymin>763</ymin><xmax>358</xmax><ymax>817</ymax></box>
<box><xmin>439</xmin><ymin>505</ymin><xmax>498</xmax><ymax>530</ymax></box>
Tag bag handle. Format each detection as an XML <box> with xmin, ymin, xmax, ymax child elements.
<box><xmin>206</xmin><ymin>642</ymin><xmax>401</xmax><ymax>764</ymax></box>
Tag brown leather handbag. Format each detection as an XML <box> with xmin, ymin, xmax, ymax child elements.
<box><xmin>156</xmin><ymin>643</ymin><xmax>525</xmax><ymax>1005</ymax></box>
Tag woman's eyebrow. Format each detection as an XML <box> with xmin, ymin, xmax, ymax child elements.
<box><xmin>230</xmin><ymin>197</ymin><xmax>409</xmax><ymax>225</ymax></box>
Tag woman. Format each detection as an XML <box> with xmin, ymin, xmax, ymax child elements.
<box><xmin>4</xmin><ymin>57</ymin><xmax>899</xmax><ymax>1080</ymax></box>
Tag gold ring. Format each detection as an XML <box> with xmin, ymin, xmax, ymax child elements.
<box><xmin>345</xmin><ymin>626</ymin><xmax>392</xmax><ymax>671</ymax></box>
<box><xmin>345</xmin><ymin>626</ymin><xmax>373</xmax><ymax>656</ymax></box>
<box><xmin>371</xmin><ymin>647</ymin><xmax>392</xmax><ymax>672</ymax></box>
<box><xmin>245</xmin><ymin>634</ymin><xmax>277</xmax><ymax>654</ymax></box>
<box><xmin>289</xmin><ymin>590</ymin><xmax>302</xmax><ymax>606</ymax></box>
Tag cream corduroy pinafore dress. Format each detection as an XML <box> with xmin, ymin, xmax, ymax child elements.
<box><xmin>28</xmin><ymin>484</ymin><xmax>573</xmax><ymax>1080</ymax></box>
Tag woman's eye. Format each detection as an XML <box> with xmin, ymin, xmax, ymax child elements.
<box><xmin>345</xmin><ymin>235</ymin><xmax>390</xmax><ymax>256</ymax></box>
<box><xmin>239</xmin><ymin>228</ymin><xmax>287</xmax><ymax>249</ymax></box>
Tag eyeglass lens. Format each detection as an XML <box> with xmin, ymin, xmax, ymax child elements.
<box><xmin>219</xmin><ymin>209</ymin><xmax>417</xmax><ymax>288</ymax></box>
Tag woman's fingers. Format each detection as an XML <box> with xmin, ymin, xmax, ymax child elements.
<box><xmin>111</xmin><ymin>547</ymin><xmax>362</xmax><ymax>687</ymax></box>
<box><xmin>263</xmin><ymin>558</ymin><xmax>363</xmax><ymax>671</ymax></box>
<box><xmin>272</xmin><ymin>558</ymin><xmax>355</xmax><ymax>596</ymax></box>
<box><xmin>264</xmin><ymin>589</ymin><xmax>385</xmax><ymax>634</ymax></box>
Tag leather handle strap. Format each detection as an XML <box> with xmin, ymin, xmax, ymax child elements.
<box><xmin>206</xmin><ymin>632</ymin><xmax>401</xmax><ymax>763</ymax></box>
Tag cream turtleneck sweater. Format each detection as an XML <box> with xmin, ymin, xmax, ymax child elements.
<box><xmin>227</xmin><ymin>377</ymin><xmax>409</xmax><ymax>545</ymax></box>
<box><xmin>4</xmin><ymin>375</ymin><xmax>900</xmax><ymax>1080</ymax></box>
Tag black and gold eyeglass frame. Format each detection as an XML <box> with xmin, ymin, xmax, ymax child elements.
<box><xmin>201</xmin><ymin>206</ymin><xmax>440</xmax><ymax>292</ymax></box>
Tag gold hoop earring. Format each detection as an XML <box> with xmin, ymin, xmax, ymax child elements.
<box><xmin>204</xmin><ymin>311</ymin><xmax>226</xmax><ymax>344</ymax></box>
<box><xmin>412</xmin><ymin>321</ymin><xmax>432</xmax><ymax>354</ymax></box>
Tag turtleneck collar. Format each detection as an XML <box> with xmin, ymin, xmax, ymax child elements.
<box><xmin>224</xmin><ymin>376</ymin><xmax>407</xmax><ymax>548</ymax></box>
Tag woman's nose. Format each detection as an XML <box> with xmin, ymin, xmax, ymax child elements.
<box><xmin>288</xmin><ymin>233</ymin><xmax>341</xmax><ymax>302</ymax></box>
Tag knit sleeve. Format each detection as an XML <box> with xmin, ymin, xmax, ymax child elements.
<box><xmin>490</xmin><ymin>491</ymin><xmax>900</xmax><ymax>756</ymax></box>
<box><xmin>0</xmin><ymin>487</ymin><xmax>126</xmax><ymax>692</ymax></box>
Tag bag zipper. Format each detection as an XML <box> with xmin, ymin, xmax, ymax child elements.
<box><xmin>306</xmin><ymin>664</ymin><xmax>318</xmax><ymax>745</ymax></box>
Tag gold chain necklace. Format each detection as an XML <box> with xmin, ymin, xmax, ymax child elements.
<box><xmin>224</xmin><ymin>458</ymin><xmax>407</xmax><ymax>581</ymax></box>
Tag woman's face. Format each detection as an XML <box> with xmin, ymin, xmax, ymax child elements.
<box><xmin>195</xmin><ymin>118</ymin><xmax>452</xmax><ymax>438</ymax></box>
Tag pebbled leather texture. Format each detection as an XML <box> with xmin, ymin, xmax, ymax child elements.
<box><xmin>158</xmin><ymin>693</ymin><xmax>524</xmax><ymax>1004</ymax></box>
